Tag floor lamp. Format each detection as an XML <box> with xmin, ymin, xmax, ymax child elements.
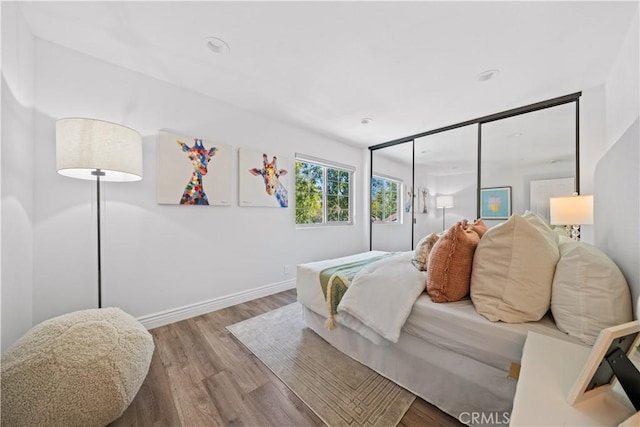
<box><xmin>436</xmin><ymin>195</ymin><xmax>454</xmax><ymax>231</ymax></box>
<box><xmin>56</xmin><ymin>118</ymin><xmax>143</xmax><ymax>308</ymax></box>
<box><xmin>549</xmin><ymin>194</ymin><xmax>594</xmax><ymax>241</ymax></box>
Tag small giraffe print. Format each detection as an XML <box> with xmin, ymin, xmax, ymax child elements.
<box><xmin>249</xmin><ymin>154</ymin><xmax>288</xmax><ymax>207</ymax></box>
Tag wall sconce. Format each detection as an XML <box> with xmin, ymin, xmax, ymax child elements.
<box><xmin>436</xmin><ymin>195</ymin><xmax>454</xmax><ymax>231</ymax></box>
<box><xmin>549</xmin><ymin>194</ymin><xmax>594</xmax><ymax>241</ymax></box>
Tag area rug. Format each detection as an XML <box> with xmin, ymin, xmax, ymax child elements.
<box><xmin>227</xmin><ymin>303</ymin><xmax>415</xmax><ymax>427</ymax></box>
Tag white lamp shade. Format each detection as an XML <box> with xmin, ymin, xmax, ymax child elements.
<box><xmin>56</xmin><ymin>118</ymin><xmax>143</xmax><ymax>182</ymax></box>
<box><xmin>549</xmin><ymin>195</ymin><xmax>594</xmax><ymax>225</ymax></box>
<box><xmin>436</xmin><ymin>195</ymin><xmax>454</xmax><ymax>209</ymax></box>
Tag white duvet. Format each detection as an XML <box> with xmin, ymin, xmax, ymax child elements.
<box><xmin>337</xmin><ymin>252</ymin><xmax>426</xmax><ymax>344</ymax></box>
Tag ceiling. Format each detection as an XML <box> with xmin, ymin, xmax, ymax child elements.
<box><xmin>18</xmin><ymin>1</ymin><xmax>637</xmax><ymax>148</ymax></box>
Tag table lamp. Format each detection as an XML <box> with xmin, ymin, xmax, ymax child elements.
<box><xmin>549</xmin><ymin>194</ymin><xmax>593</xmax><ymax>241</ymax></box>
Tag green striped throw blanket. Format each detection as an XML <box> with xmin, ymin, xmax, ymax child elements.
<box><xmin>319</xmin><ymin>253</ymin><xmax>393</xmax><ymax>330</ymax></box>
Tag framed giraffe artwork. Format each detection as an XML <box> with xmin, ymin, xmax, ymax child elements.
<box><xmin>157</xmin><ymin>130</ymin><xmax>232</xmax><ymax>206</ymax></box>
<box><xmin>238</xmin><ymin>147</ymin><xmax>290</xmax><ymax>208</ymax></box>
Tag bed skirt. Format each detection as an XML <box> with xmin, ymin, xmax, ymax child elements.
<box><xmin>302</xmin><ymin>306</ymin><xmax>516</xmax><ymax>427</ymax></box>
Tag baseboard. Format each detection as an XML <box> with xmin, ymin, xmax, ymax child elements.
<box><xmin>137</xmin><ymin>278</ymin><xmax>296</xmax><ymax>329</ymax></box>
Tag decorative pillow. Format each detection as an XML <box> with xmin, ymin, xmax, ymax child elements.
<box><xmin>427</xmin><ymin>221</ymin><xmax>481</xmax><ymax>302</ymax></box>
<box><xmin>471</xmin><ymin>219</ymin><xmax>488</xmax><ymax>238</ymax></box>
<box><xmin>470</xmin><ymin>213</ymin><xmax>560</xmax><ymax>322</ymax></box>
<box><xmin>413</xmin><ymin>233</ymin><xmax>439</xmax><ymax>271</ymax></box>
<box><xmin>551</xmin><ymin>241</ymin><xmax>633</xmax><ymax>345</ymax></box>
<box><xmin>523</xmin><ymin>210</ymin><xmax>553</xmax><ymax>229</ymax></box>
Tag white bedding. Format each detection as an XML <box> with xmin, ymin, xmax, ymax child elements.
<box><xmin>297</xmin><ymin>250</ymin><xmax>387</xmax><ymax>318</ymax></box>
<box><xmin>403</xmin><ymin>295</ymin><xmax>585</xmax><ymax>371</ymax></box>
<box><xmin>338</xmin><ymin>252</ymin><xmax>426</xmax><ymax>343</ymax></box>
<box><xmin>297</xmin><ymin>251</ymin><xmax>584</xmax><ymax>371</ymax></box>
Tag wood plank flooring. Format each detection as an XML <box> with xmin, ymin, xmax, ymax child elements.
<box><xmin>111</xmin><ymin>289</ymin><xmax>463</xmax><ymax>427</ymax></box>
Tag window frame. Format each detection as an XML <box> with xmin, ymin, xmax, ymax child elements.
<box><xmin>371</xmin><ymin>173</ymin><xmax>403</xmax><ymax>224</ymax></box>
<box><xmin>294</xmin><ymin>154</ymin><xmax>355</xmax><ymax>227</ymax></box>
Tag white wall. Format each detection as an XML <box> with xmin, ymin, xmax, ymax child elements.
<box><xmin>605</xmin><ymin>8</ymin><xmax>639</xmax><ymax>150</ymax></box>
<box><xmin>1</xmin><ymin>2</ymin><xmax>35</xmax><ymax>353</ymax></box>
<box><xmin>600</xmin><ymin>5</ymin><xmax>640</xmax><ymax>318</ymax></box>
<box><xmin>31</xmin><ymin>39</ymin><xmax>368</xmax><ymax>325</ymax></box>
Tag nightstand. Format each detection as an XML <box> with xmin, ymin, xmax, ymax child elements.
<box><xmin>510</xmin><ymin>331</ymin><xmax>637</xmax><ymax>426</ymax></box>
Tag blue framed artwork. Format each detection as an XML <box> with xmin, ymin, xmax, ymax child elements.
<box><xmin>480</xmin><ymin>186</ymin><xmax>512</xmax><ymax>219</ymax></box>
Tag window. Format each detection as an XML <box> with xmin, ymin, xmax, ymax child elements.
<box><xmin>295</xmin><ymin>155</ymin><xmax>354</xmax><ymax>226</ymax></box>
<box><xmin>371</xmin><ymin>175</ymin><xmax>401</xmax><ymax>223</ymax></box>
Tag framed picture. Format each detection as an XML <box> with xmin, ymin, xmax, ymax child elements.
<box><xmin>566</xmin><ymin>320</ymin><xmax>640</xmax><ymax>407</ymax></box>
<box><xmin>418</xmin><ymin>187</ymin><xmax>429</xmax><ymax>214</ymax></box>
<box><xmin>480</xmin><ymin>186</ymin><xmax>511</xmax><ymax>219</ymax></box>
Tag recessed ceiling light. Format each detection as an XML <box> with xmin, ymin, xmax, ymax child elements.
<box><xmin>477</xmin><ymin>69</ymin><xmax>500</xmax><ymax>82</ymax></box>
<box><xmin>361</xmin><ymin>118</ymin><xmax>373</xmax><ymax>125</ymax></box>
<box><xmin>204</xmin><ymin>37</ymin><xmax>230</xmax><ymax>54</ymax></box>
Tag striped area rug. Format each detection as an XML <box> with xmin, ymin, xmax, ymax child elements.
<box><xmin>227</xmin><ymin>303</ymin><xmax>415</xmax><ymax>427</ymax></box>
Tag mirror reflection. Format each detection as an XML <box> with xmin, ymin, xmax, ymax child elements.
<box><xmin>371</xmin><ymin>142</ymin><xmax>413</xmax><ymax>251</ymax></box>
<box><xmin>480</xmin><ymin>103</ymin><xmax>576</xmax><ymax>227</ymax></box>
<box><xmin>413</xmin><ymin>125</ymin><xmax>478</xmax><ymax>247</ymax></box>
<box><xmin>369</xmin><ymin>99</ymin><xmax>578</xmax><ymax>251</ymax></box>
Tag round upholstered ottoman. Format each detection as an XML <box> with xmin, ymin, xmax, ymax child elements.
<box><xmin>1</xmin><ymin>307</ymin><xmax>154</xmax><ymax>427</ymax></box>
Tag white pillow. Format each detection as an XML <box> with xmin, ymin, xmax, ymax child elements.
<box><xmin>470</xmin><ymin>213</ymin><xmax>560</xmax><ymax>322</ymax></box>
<box><xmin>551</xmin><ymin>241</ymin><xmax>633</xmax><ymax>345</ymax></box>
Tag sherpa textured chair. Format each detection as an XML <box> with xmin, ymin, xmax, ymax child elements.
<box><xmin>1</xmin><ymin>307</ymin><xmax>154</xmax><ymax>427</ymax></box>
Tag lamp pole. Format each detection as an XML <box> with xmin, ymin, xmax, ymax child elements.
<box><xmin>91</xmin><ymin>169</ymin><xmax>105</xmax><ymax>308</ymax></box>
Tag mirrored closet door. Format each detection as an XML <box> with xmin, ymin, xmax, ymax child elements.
<box><xmin>369</xmin><ymin>93</ymin><xmax>580</xmax><ymax>251</ymax></box>
<box><xmin>480</xmin><ymin>102</ymin><xmax>577</xmax><ymax>228</ymax></box>
<box><xmin>413</xmin><ymin>124</ymin><xmax>478</xmax><ymax>248</ymax></box>
<box><xmin>370</xmin><ymin>141</ymin><xmax>414</xmax><ymax>252</ymax></box>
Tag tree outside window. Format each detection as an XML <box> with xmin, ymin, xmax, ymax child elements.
<box><xmin>295</xmin><ymin>158</ymin><xmax>353</xmax><ymax>226</ymax></box>
<box><xmin>371</xmin><ymin>176</ymin><xmax>401</xmax><ymax>223</ymax></box>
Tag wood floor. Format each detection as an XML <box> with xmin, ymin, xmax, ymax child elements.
<box><xmin>111</xmin><ymin>289</ymin><xmax>463</xmax><ymax>427</ymax></box>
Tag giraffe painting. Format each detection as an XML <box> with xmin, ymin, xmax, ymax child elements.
<box><xmin>177</xmin><ymin>139</ymin><xmax>217</xmax><ymax>205</ymax></box>
<box><xmin>249</xmin><ymin>154</ymin><xmax>289</xmax><ymax>207</ymax></box>
<box><xmin>156</xmin><ymin>131</ymin><xmax>231</xmax><ymax>206</ymax></box>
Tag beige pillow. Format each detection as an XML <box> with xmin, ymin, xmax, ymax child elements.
<box><xmin>427</xmin><ymin>221</ymin><xmax>480</xmax><ymax>302</ymax></box>
<box><xmin>413</xmin><ymin>233</ymin><xmax>439</xmax><ymax>271</ymax></box>
<box><xmin>551</xmin><ymin>242</ymin><xmax>633</xmax><ymax>345</ymax></box>
<box><xmin>470</xmin><ymin>213</ymin><xmax>560</xmax><ymax>322</ymax></box>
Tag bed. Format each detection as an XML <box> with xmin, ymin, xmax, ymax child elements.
<box><xmin>298</xmin><ymin>250</ymin><xmax>586</xmax><ymax>423</ymax></box>
<box><xmin>296</xmin><ymin>120</ymin><xmax>640</xmax><ymax>426</ymax></box>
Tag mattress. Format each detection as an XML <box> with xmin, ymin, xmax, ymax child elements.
<box><xmin>297</xmin><ymin>251</ymin><xmax>586</xmax><ymax>372</ymax></box>
<box><xmin>403</xmin><ymin>295</ymin><xmax>585</xmax><ymax>371</ymax></box>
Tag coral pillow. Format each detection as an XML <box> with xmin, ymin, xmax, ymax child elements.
<box><xmin>413</xmin><ymin>233</ymin><xmax>439</xmax><ymax>271</ymax></box>
<box><xmin>471</xmin><ymin>219</ymin><xmax>488</xmax><ymax>238</ymax></box>
<box><xmin>470</xmin><ymin>213</ymin><xmax>560</xmax><ymax>322</ymax></box>
<box><xmin>551</xmin><ymin>241</ymin><xmax>632</xmax><ymax>345</ymax></box>
<box><xmin>427</xmin><ymin>221</ymin><xmax>480</xmax><ymax>302</ymax></box>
